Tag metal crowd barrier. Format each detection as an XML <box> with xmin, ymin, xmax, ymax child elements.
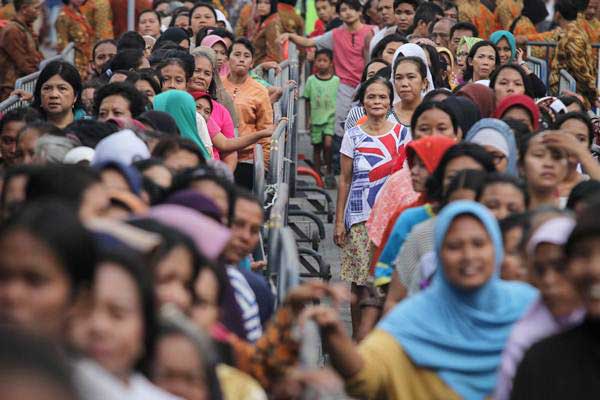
<box><xmin>0</xmin><ymin>43</ymin><xmax>76</xmax><ymax>115</ymax></box>
<box><xmin>525</xmin><ymin>56</ymin><xmax>548</xmax><ymax>88</ymax></box>
<box><xmin>559</xmin><ymin>69</ymin><xmax>577</xmax><ymax>94</ymax></box>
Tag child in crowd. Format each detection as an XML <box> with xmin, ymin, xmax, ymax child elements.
<box><xmin>302</xmin><ymin>49</ymin><xmax>339</xmax><ymax>187</ymax></box>
<box><xmin>310</xmin><ymin>0</ymin><xmax>342</xmax><ymax>37</ymax></box>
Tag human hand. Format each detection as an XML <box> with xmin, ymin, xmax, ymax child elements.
<box><xmin>285</xmin><ymin>281</ymin><xmax>350</xmax><ymax>309</ymax></box>
<box><xmin>300</xmin><ymin>304</ymin><xmax>345</xmax><ymax>334</ymax></box>
<box><xmin>278</xmin><ymin>32</ymin><xmax>291</xmax><ymax>46</ymax></box>
<box><xmin>250</xmin><ymin>260</ymin><xmax>267</xmax><ymax>271</ymax></box>
<box><xmin>540</xmin><ymin>130</ymin><xmax>587</xmax><ymax>160</ymax></box>
<box><xmin>9</xmin><ymin>89</ymin><xmax>33</xmax><ymax>102</ymax></box>
<box><xmin>333</xmin><ymin>223</ymin><xmax>346</xmax><ymax>247</ymax></box>
<box><xmin>259</xmin><ymin>61</ymin><xmax>281</xmax><ymax>74</ymax></box>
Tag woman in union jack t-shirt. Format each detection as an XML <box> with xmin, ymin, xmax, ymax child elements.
<box><xmin>334</xmin><ymin>75</ymin><xmax>411</xmax><ymax>337</ymax></box>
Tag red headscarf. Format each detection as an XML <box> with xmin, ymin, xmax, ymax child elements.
<box><xmin>407</xmin><ymin>135</ymin><xmax>457</xmax><ymax>173</ymax></box>
<box><xmin>456</xmin><ymin>83</ymin><xmax>496</xmax><ymax>118</ymax></box>
<box><xmin>493</xmin><ymin>94</ymin><xmax>540</xmax><ymax>130</ymax></box>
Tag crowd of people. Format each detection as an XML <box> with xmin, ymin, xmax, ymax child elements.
<box><xmin>0</xmin><ymin>0</ymin><xmax>600</xmax><ymax>397</ymax></box>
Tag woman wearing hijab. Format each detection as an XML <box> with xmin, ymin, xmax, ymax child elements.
<box><xmin>200</xmin><ymin>35</ymin><xmax>230</xmax><ymax>76</ymax></box>
<box><xmin>510</xmin><ymin>202</ymin><xmax>600</xmax><ymax>399</ymax></box>
<box><xmin>495</xmin><ymin>215</ymin><xmax>583</xmax><ymax>400</ymax></box>
<box><xmin>153</xmin><ymin>90</ymin><xmax>212</xmax><ymax>160</ymax></box>
<box><xmin>308</xmin><ymin>201</ymin><xmax>537</xmax><ymax>400</ymax></box>
<box><xmin>442</xmin><ymin>96</ymin><xmax>481</xmax><ymax>137</ymax></box>
<box><xmin>390</xmin><ymin>43</ymin><xmax>435</xmax><ymax>104</ymax></box>
<box><xmin>456</xmin><ymin>82</ymin><xmax>496</xmax><ymax>117</ymax></box>
<box><xmin>465</xmin><ymin>118</ymin><xmax>519</xmax><ymax>176</ymax></box>
<box><xmin>493</xmin><ymin>93</ymin><xmax>540</xmax><ymax>132</ymax></box>
<box><xmin>455</xmin><ymin>36</ymin><xmax>482</xmax><ymax>84</ymax></box>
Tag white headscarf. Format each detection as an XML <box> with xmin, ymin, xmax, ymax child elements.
<box><xmin>389</xmin><ymin>43</ymin><xmax>435</xmax><ymax>104</ymax></box>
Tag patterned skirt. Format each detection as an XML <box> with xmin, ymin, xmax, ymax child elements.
<box><xmin>341</xmin><ymin>222</ymin><xmax>373</xmax><ymax>286</ymax></box>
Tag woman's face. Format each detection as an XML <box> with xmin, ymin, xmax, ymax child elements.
<box><xmin>135</xmin><ymin>79</ymin><xmax>156</xmax><ymax>104</ymax></box>
<box><xmin>394</xmin><ymin>60</ymin><xmax>426</xmax><ymax>104</ymax></box>
<box><xmin>443</xmin><ymin>155</ymin><xmax>484</xmax><ymax>190</ymax></box>
<box><xmin>155</xmin><ymin>245</ymin><xmax>194</xmax><ymax>313</ymax></box>
<box><xmin>503</xmin><ymin>106</ymin><xmax>534</xmax><ymax>131</ymax></box>
<box><xmin>522</xmin><ymin>135</ymin><xmax>568</xmax><ymax>193</ymax></box>
<box><xmin>363</xmin><ymin>82</ymin><xmax>391</xmax><ymax>119</ymax></box>
<box><xmin>483</xmin><ymin>144</ymin><xmax>508</xmax><ymax>173</ymax></box>
<box><xmin>161</xmin><ymin>64</ymin><xmax>187</xmax><ymax>91</ymax></box>
<box><xmin>179</xmin><ymin>38</ymin><xmax>190</xmax><ymax>50</ymax></box>
<box><xmin>81</xmin><ymin>262</ymin><xmax>145</xmax><ymax>380</ymax></box>
<box><xmin>456</xmin><ymin>43</ymin><xmax>468</xmax><ymax>70</ymax></box>
<box><xmin>16</xmin><ymin>129</ymin><xmax>40</xmax><ymax>165</ymax></box>
<box><xmin>470</xmin><ymin>45</ymin><xmax>496</xmax><ymax>80</ymax></box>
<box><xmin>98</xmin><ymin>95</ymin><xmax>132</xmax><ymax>122</ymax></box>
<box><xmin>143</xmin><ymin>164</ymin><xmax>172</xmax><ymax>188</ymax></box>
<box><xmin>195</xmin><ymin>97</ymin><xmax>212</xmax><ymax>121</ymax></box>
<box><xmin>0</xmin><ymin>229</ymin><xmax>71</xmax><ymax>338</ymax></box>
<box><xmin>501</xmin><ymin>226</ymin><xmax>527</xmax><ymax>281</ymax></box>
<box><xmin>567</xmin><ymin>236</ymin><xmax>600</xmax><ymax>318</ymax></box>
<box><xmin>479</xmin><ymin>182</ymin><xmax>526</xmax><ymax>220</ymax></box>
<box><xmin>190</xmin><ymin>180</ymin><xmax>229</xmax><ymax>222</ymax></box>
<box><xmin>174</xmin><ymin>14</ymin><xmax>190</xmax><ymax>29</ymax></box>
<box><xmin>494</xmin><ymin>68</ymin><xmax>525</xmax><ymax>103</ymax></box>
<box><xmin>413</xmin><ymin>108</ymin><xmax>455</xmax><ymax>140</ymax></box>
<box><xmin>228</xmin><ymin>44</ymin><xmax>253</xmax><ymax>76</ymax></box>
<box><xmin>441</xmin><ymin>215</ymin><xmax>496</xmax><ymax>291</ymax></box>
<box><xmin>138</xmin><ymin>12</ymin><xmax>161</xmax><ymax>38</ymax></box>
<box><xmin>164</xmin><ymin>149</ymin><xmax>201</xmax><ymax>172</ymax></box>
<box><xmin>153</xmin><ymin>334</ymin><xmax>209</xmax><ymax>400</ymax></box>
<box><xmin>495</xmin><ymin>37</ymin><xmax>512</xmax><ymax>65</ymax></box>
<box><xmin>560</xmin><ymin>118</ymin><xmax>590</xmax><ymax>147</ymax></box>
<box><xmin>257</xmin><ymin>0</ymin><xmax>271</xmax><ymax>16</ymax></box>
<box><xmin>530</xmin><ymin>242</ymin><xmax>581</xmax><ymax>318</ymax></box>
<box><xmin>365</xmin><ymin>61</ymin><xmax>387</xmax><ymax>80</ymax></box>
<box><xmin>191</xmin><ymin>6</ymin><xmax>216</xmax><ymax>34</ymax></box>
<box><xmin>212</xmin><ymin>42</ymin><xmax>228</xmax><ymax>70</ymax></box>
<box><xmin>189</xmin><ymin>56</ymin><xmax>213</xmax><ymax>92</ymax></box>
<box><xmin>40</xmin><ymin>74</ymin><xmax>76</xmax><ymax>116</ymax></box>
<box><xmin>192</xmin><ymin>268</ymin><xmax>220</xmax><ymax>330</ymax></box>
<box><xmin>382</xmin><ymin>41</ymin><xmax>402</xmax><ymax>64</ymax></box>
<box><xmin>409</xmin><ymin>154</ymin><xmax>429</xmax><ymax>192</ymax></box>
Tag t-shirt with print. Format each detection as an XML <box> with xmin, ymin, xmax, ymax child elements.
<box><xmin>302</xmin><ymin>74</ymin><xmax>340</xmax><ymax>126</ymax></box>
<box><xmin>340</xmin><ymin>122</ymin><xmax>411</xmax><ymax>229</ymax></box>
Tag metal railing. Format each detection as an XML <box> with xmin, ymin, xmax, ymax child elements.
<box><xmin>525</xmin><ymin>56</ymin><xmax>548</xmax><ymax>87</ymax></box>
<box><xmin>0</xmin><ymin>95</ymin><xmax>24</xmax><ymax>114</ymax></box>
<box><xmin>559</xmin><ymin>69</ymin><xmax>577</xmax><ymax>94</ymax></box>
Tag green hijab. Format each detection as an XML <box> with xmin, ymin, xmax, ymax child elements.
<box><xmin>153</xmin><ymin>90</ymin><xmax>211</xmax><ymax>160</ymax></box>
<box><xmin>458</xmin><ymin>36</ymin><xmax>483</xmax><ymax>54</ymax></box>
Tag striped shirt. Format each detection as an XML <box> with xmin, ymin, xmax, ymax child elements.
<box><xmin>227</xmin><ymin>266</ymin><xmax>263</xmax><ymax>342</ymax></box>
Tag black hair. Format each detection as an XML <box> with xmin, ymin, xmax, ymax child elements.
<box><xmin>13</xmin><ymin>0</ymin><xmax>35</xmax><ymax>11</ymax></box>
<box><xmin>499</xmin><ymin>211</ymin><xmax>530</xmax><ymax>235</ymax></box>
<box><xmin>566</xmin><ymin>179</ymin><xmax>600</xmax><ymax>211</ymax></box>
<box><xmin>558</xmin><ymin>95</ymin><xmax>585</xmax><ymax>112</ymax></box>
<box><xmin>0</xmin><ymin>327</ymin><xmax>78</xmax><ymax>398</ymax></box>
<box><xmin>555</xmin><ymin>0</ymin><xmax>578</xmax><ymax>21</ymax></box>
<box><xmin>93</xmin><ymin>82</ymin><xmax>147</xmax><ymax>118</ymax></box>
<box><xmin>476</xmin><ymin>171</ymin><xmax>529</xmax><ymax>206</ymax></box>
<box><xmin>82</xmin><ymin>78</ymin><xmax>105</xmax><ymax>92</ymax></box>
<box><xmin>17</xmin><ymin>120</ymin><xmax>60</xmax><ymax>141</ymax></box>
<box><xmin>207</xmin><ymin>27</ymin><xmax>235</xmax><ymax>43</ymax></box>
<box><xmin>0</xmin><ymin>164</ymin><xmax>40</xmax><ymax>218</ymax></box>
<box><xmin>410</xmin><ymin>100</ymin><xmax>459</xmax><ymax>134</ymax></box>
<box><xmin>422</xmin><ymin>88</ymin><xmax>452</xmax><ymax>103</ymax></box>
<box><xmin>233</xmin><ymin>187</ymin><xmax>264</xmax><ymax>217</ymax></box>
<box><xmin>393</xmin><ymin>55</ymin><xmax>428</xmax><ymax>80</ymax></box>
<box><xmin>463</xmin><ymin>40</ymin><xmax>499</xmax><ymax>82</ymax></box>
<box><xmin>443</xmin><ymin>169</ymin><xmax>487</xmax><ymax>203</ymax></box>
<box><xmin>421</xmin><ymin>44</ymin><xmax>445</xmax><ymax>88</ymax></box>
<box><xmin>0</xmin><ymin>200</ymin><xmax>97</xmax><ymax>297</ymax></box>
<box><xmin>393</xmin><ymin>0</ymin><xmax>420</xmax><ymax>10</ymax></box>
<box><xmin>63</xmin><ymin>120</ymin><xmax>116</xmax><ymax>148</ymax></box>
<box><xmin>426</xmin><ymin>142</ymin><xmax>496</xmax><ymax>202</ymax></box>
<box><xmin>152</xmin><ymin>0</ymin><xmax>169</xmax><ymax>10</ymax></box>
<box><xmin>169</xmin><ymin>7</ymin><xmax>190</xmax><ymax>27</ymax></box>
<box><xmin>442</xmin><ymin>0</ymin><xmax>457</xmax><ymax>12</ymax></box>
<box><xmin>137</xmin><ymin>9</ymin><xmax>162</xmax><ymax>26</ymax></box>
<box><xmin>503</xmin><ymin>118</ymin><xmax>531</xmax><ymax>149</ymax></box>
<box><xmin>106</xmin><ymin>49</ymin><xmax>146</xmax><ymax>73</ymax></box>
<box><xmin>228</xmin><ymin>37</ymin><xmax>255</xmax><ymax>57</ymax></box>
<box><xmin>565</xmin><ymin>199</ymin><xmax>600</xmax><ymax>257</ymax></box>
<box><xmin>0</xmin><ymin>107</ymin><xmax>41</xmax><ymax>135</ymax></box>
<box><xmin>127</xmin><ymin>68</ymin><xmax>163</xmax><ymax>97</ymax></box>
<box><xmin>258</xmin><ymin>0</ymin><xmax>278</xmax><ymax>21</ymax></box>
<box><xmin>95</xmin><ymin>247</ymin><xmax>156</xmax><ymax>375</ymax></box>
<box><xmin>554</xmin><ymin>111</ymin><xmax>594</xmax><ymax>147</ymax></box>
<box><xmin>357</xmin><ymin>75</ymin><xmax>394</xmax><ymax>106</ymax></box>
<box><xmin>190</xmin><ymin>2</ymin><xmax>218</xmax><ymax>27</ymax></box>
<box><xmin>517</xmin><ymin>131</ymin><xmax>566</xmax><ymax>166</ymax></box>
<box><xmin>25</xmin><ymin>165</ymin><xmax>100</xmax><ymax>212</ymax></box>
<box><xmin>408</xmin><ymin>2</ymin><xmax>443</xmax><ymax>34</ymax></box>
<box><xmin>117</xmin><ymin>30</ymin><xmax>146</xmax><ymax>52</ymax></box>
<box><xmin>359</xmin><ymin>58</ymin><xmax>389</xmax><ymax>84</ymax></box>
<box><xmin>158</xmin><ymin>57</ymin><xmax>194</xmax><ymax>80</ymax></box>
<box><xmin>92</xmin><ymin>39</ymin><xmax>117</xmax><ymax>60</ymax></box>
<box><xmin>315</xmin><ymin>48</ymin><xmax>334</xmax><ymax>61</ymax></box>
<box><xmin>449</xmin><ymin>21</ymin><xmax>478</xmax><ymax>39</ymax></box>
<box><xmin>32</xmin><ymin>61</ymin><xmax>83</xmax><ymax>114</ymax></box>
<box><xmin>152</xmin><ymin>137</ymin><xmax>206</xmax><ymax>164</ymax></box>
<box><xmin>370</xmin><ymin>34</ymin><xmax>407</xmax><ymax>60</ymax></box>
<box><xmin>489</xmin><ymin>64</ymin><xmax>534</xmax><ymax>98</ymax></box>
<box><xmin>336</xmin><ymin>0</ymin><xmax>362</xmax><ymax>13</ymax></box>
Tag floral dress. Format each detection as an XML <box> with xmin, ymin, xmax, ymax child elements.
<box><xmin>56</xmin><ymin>6</ymin><xmax>94</xmax><ymax>80</ymax></box>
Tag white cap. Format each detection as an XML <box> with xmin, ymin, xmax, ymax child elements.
<box><xmin>63</xmin><ymin>146</ymin><xmax>95</xmax><ymax>164</ymax></box>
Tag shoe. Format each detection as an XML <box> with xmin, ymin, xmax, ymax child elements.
<box><xmin>324</xmin><ymin>174</ymin><xmax>337</xmax><ymax>189</ymax></box>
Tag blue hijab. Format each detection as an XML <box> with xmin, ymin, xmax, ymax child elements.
<box><xmin>378</xmin><ymin>201</ymin><xmax>537</xmax><ymax>400</ymax></box>
<box><xmin>465</xmin><ymin>118</ymin><xmax>519</xmax><ymax>177</ymax></box>
<box><xmin>490</xmin><ymin>31</ymin><xmax>517</xmax><ymax>63</ymax></box>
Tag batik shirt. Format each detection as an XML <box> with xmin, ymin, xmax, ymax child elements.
<box><xmin>340</xmin><ymin>123</ymin><xmax>410</xmax><ymax>229</ymax></box>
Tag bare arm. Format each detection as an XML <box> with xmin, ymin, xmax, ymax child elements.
<box><xmin>279</xmin><ymin>32</ymin><xmax>317</xmax><ymax>48</ymax></box>
<box><xmin>382</xmin><ymin>270</ymin><xmax>407</xmax><ymax>315</ymax></box>
<box><xmin>221</xmin><ymin>150</ymin><xmax>238</xmax><ymax>172</ymax></box>
<box><xmin>211</xmin><ymin>129</ymin><xmax>272</xmax><ymax>152</ymax></box>
<box><xmin>334</xmin><ymin>155</ymin><xmax>353</xmax><ymax>246</ymax></box>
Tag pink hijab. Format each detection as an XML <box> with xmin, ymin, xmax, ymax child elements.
<box><xmin>200</xmin><ymin>35</ymin><xmax>230</xmax><ymax>76</ymax></box>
